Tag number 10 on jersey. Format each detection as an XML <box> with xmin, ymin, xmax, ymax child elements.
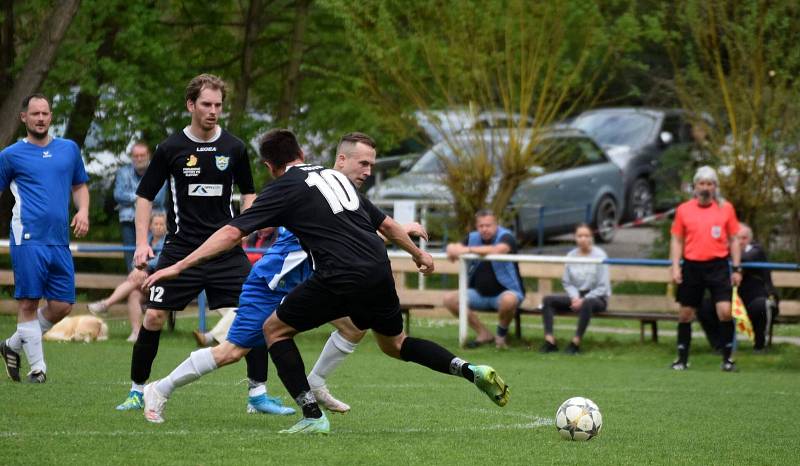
<box><xmin>305</xmin><ymin>169</ymin><xmax>360</xmax><ymax>214</ymax></box>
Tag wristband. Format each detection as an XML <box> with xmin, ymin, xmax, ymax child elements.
<box><xmin>733</xmin><ymin>266</ymin><xmax>743</xmax><ymax>273</ymax></box>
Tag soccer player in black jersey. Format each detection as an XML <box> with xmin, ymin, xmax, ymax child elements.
<box><xmin>116</xmin><ymin>74</ymin><xmax>285</xmax><ymax>415</ymax></box>
<box><xmin>145</xmin><ymin>129</ymin><xmax>510</xmax><ymax>434</ymax></box>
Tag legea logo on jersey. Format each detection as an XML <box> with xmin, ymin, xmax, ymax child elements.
<box><xmin>183</xmin><ymin>154</ymin><xmax>201</xmax><ymax>177</ymax></box>
<box><xmin>189</xmin><ymin>184</ymin><xmax>223</xmax><ymax>197</ymax></box>
<box><xmin>215</xmin><ymin>155</ymin><xmax>229</xmax><ymax>171</ymax></box>
<box><xmin>197</xmin><ymin>147</ymin><xmax>216</xmax><ymax>152</ymax></box>
<box><xmin>42</xmin><ymin>151</ymin><xmax>52</xmax><ymax>158</ymax></box>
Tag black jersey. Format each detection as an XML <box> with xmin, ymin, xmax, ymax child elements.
<box><xmin>229</xmin><ymin>164</ymin><xmax>388</xmax><ymax>276</ymax></box>
<box><xmin>137</xmin><ymin>127</ymin><xmax>255</xmax><ymax>246</ymax></box>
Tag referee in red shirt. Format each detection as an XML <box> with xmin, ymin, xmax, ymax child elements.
<box><xmin>670</xmin><ymin>166</ymin><xmax>742</xmax><ymax>371</ymax></box>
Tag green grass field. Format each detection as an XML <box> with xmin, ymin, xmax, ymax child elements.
<box><xmin>1</xmin><ymin>314</ymin><xmax>798</xmax><ymax>465</ymax></box>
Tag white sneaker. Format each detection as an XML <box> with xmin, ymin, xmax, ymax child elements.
<box><xmin>143</xmin><ymin>382</ymin><xmax>168</xmax><ymax>423</ymax></box>
<box><xmin>88</xmin><ymin>301</ymin><xmax>108</xmax><ymax>315</ymax></box>
<box><xmin>126</xmin><ymin>333</ymin><xmax>139</xmax><ymax>343</ymax></box>
<box><xmin>311</xmin><ymin>386</ymin><xmax>350</xmax><ymax>413</ymax></box>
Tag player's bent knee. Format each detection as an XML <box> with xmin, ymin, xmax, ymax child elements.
<box><xmin>375</xmin><ymin>333</ymin><xmax>404</xmax><ymax>359</ymax></box>
<box><xmin>143</xmin><ymin>309</ymin><xmax>169</xmax><ymax>330</ymax></box>
<box><xmin>211</xmin><ymin>342</ymin><xmax>247</xmax><ymax>366</ymax></box>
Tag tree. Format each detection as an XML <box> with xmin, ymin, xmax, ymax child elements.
<box><xmin>663</xmin><ymin>0</ymin><xmax>800</xmax><ymax>255</ymax></box>
<box><xmin>0</xmin><ymin>0</ymin><xmax>81</xmax><ymax>147</ymax></box>
<box><xmin>325</xmin><ymin>0</ymin><xmax>637</xmax><ymax>233</ymax></box>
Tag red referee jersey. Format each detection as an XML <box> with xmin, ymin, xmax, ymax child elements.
<box><xmin>671</xmin><ymin>198</ymin><xmax>740</xmax><ymax>261</ymax></box>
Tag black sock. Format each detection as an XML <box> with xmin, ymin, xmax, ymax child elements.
<box><xmin>131</xmin><ymin>327</ymin><xmax>161</xmax><ymax>384</ymax></box>
<box><xmin>677</xmin><ymin>322</ymin><xmax>691</xmax><ymax>364</ymax></box>
<box><xmin>399</xmin><ymin>337</ymin><xmax>474</xmax><ymax>382</ymax></box>
<box><xmin>720</xmin><ymin>320</ymin><xmax>735</xmax><ymax>361</ymax></box>
<box><xmin>268</xmin><ymin>339</ymin><xmax>321</xmax><ymax>418</ymax></box>
<box><xmin>245</xmin><ymin>345</ymin><xmax>268</xmax><ymax>384</ymax></box>
<box><xmin>496</xmin><ymin>325</ymin><xmax>508</xmax><ymax>338</ymax></box>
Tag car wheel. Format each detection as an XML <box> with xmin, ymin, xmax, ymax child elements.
<box><xmin>593</xmin><ymin>196</ymin><xmax>617</xmax><ymax>243</ymax></box>
<box><xmin>627</xmin><ymin>178</ymin><xmax>654</xmax><ymax>221</ymax></box>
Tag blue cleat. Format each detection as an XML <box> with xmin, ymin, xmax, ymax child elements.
<box><xmin>116</xmin><ymin>390</ymin><xmax>144</xmax><ymax>411</ymax></box>
<box><xmin>246</xmin><ymin>393</ymin><xmax>296</xmax><ymax>415</ymax></box>
<box><xmin>279</xmin><ymin>412</ymin><xmax>330</xmax><ymax>434</ymax></box>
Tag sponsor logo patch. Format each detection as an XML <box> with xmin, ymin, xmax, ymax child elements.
<box><xmin>189</xmin><ymin>184</ymin><xmax>223</xmax><ymax>197</ymax></box>
<box><xmin>186</xmin><ymin>155</ymin><xmax>198</xmax><ymax>166</ymax></box>
<box><xmin>197</xmin><ymin>147</ymin><xmax>217</xmax><ymax>152</ymax></box>
<box><xmin>215</xmin><ymin>155</ymin><xmax>229</xmax><ymax>171</ymax></box>
<box><xmin>711</xmin><ymin>225</ymin><xmax>722</xmax><ymax>239</ymax></box>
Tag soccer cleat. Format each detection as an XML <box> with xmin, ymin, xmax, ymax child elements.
<box><xmin>87</xmin><ymin>301</ymin><xmax>108</xmax><ymax>315</ymax></box>
<box><xmin>472</xmin><ymin>365</ymin><xmax>510</xmax><ymax>407</ymax></box>
<box><xmin>538</xmin><ymin>341</ymin><xmax>558</xmax><ymax>354</ymax></box>
<box><xmin>311</xmin><ymin>386</ymin><xmax>351</xmax><ymax>413</ymax></box>
<box><xmin>721</xmin><ymin>359</ymin><xmax>738</xmax><ymax>372</ymax></box>
<box><xmin>116</xmin><ymin>390</ymin><xmax>144</xmax><ymax>411</ymax></box>
<box><xmin>26</xmin><ymin>370</ymin><xmax>46</xmax><ymax>383</ymax></box>
<box><xmin>564</xmin><ymin>342</ymin><xmax>580</xmax><ymax>355</ymax></box>
<box><xmin>246</xmin><ymin>393</ymin><xmax>296</xmax><ymax>415</ymax></box>
<box><xmin>143</xmin><ymin>382</ymin><xmax>168</xmax><ymax>423</ymax></box>
<box><xmin>192</xmin><ymin>330</ymin><xmax>210</xmax><ymax>347</ymax></box>
<box><xmin>278</xmin><ymin>413</ymin><xmax>330</xmax><ymax>434</ymax></box>
<box><xmin>670</xmin><ymin>360</ymin><xmax>688</xmax><ymax>371</ymax></box>
<box><xmin>0</xmin><ymin>340</ymin><xmax>21</xmax><ymax>382</ymax></box>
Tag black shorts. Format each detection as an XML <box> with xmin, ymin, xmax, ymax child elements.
<box><xmin>276</xmin><ymin>262</ymin><xmax>403</xmax><ymax>336</ymax></box>
<box><xmin>676</xmin><ymin>258</ymin><xmax>732</xmax><ymax>309</ymax></box>
<box><xmin>147</xmin><ymin>239</ymin><xmax>251</xmax><ymax>311</ymax></box>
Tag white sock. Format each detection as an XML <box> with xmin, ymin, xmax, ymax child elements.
<box><xmin>18</xmin><ymin>320</ymin><xmax>45</xmax><ymax>373</ymax></box>
<box><xmin>37</xmin><ymin>307</ymin><xmax>55</xmax><ymax>333</ymax></box>
<box><xmin>248</xmin><ymin>382</ymin><xmax>266</xmax><ymax>398</ymax></box>
<box><xmin>155</xmin><ymin>348</ymin><xmax>217</xmax><ymax>398</ymax></box>
<box><xmin>202</xmin><ymin>332</ymin><xmax>214</xmax><ymax>346</ymax></box>
<box><xmin>7</xmin><ymin>331</ymin><xmax>23</xmax><ymax>352</ymax></box>
<box><xmin>307</xmin><ymin>331</ymin><xmax>357</xmax><ymax>389</ymax></box>
<box><xmin>131</xmin><ymin>382</ymin><xmax>144</xmax><ymax>393</ymax></box>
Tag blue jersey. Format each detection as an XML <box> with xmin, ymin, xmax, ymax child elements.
<box><xmin>242</xmin><ymin>227</ymin><xmax>311</xmax><ymax>299</ymax></box>
<box><xmin>0</xmin><ymin>138</ymin><xmax>88</xmax><ymax>246</ymax></box>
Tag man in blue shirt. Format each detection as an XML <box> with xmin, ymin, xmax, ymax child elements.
<box><xmin>0</xmin><ymin>94</ymin><xmax>90</xmax><ymax>383</ymax></box>
<box><xmin>113</xmin><ymin>141</ymin><xmax>166</xmax><ymax>272</ymax></box>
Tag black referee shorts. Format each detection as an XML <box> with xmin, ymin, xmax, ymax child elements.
<box><xmin>146</xmin><ymin>239</ymin><xmax>251</xmax><ymax>311</ymax></box>
<box><xmin>276</xmin><ymin>262</ymin><xmax>403</xmax><ymax>337</ymax></box>
<box><xmin>676</xmin><ymin>258</ymin><xmax>732</xmax><ymax>309</ymax></box>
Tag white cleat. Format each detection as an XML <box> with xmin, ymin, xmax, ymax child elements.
<box><xmin>143</xmin><ymin>382</ymin><xmax>168</xmax><ymax>424</ymax></box>
<box><xmin>311</xmin><ymin>386</ymin><xmax>350</xmax><ymax>413</ymax></box>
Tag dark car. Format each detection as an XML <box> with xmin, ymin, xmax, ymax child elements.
<box><xmin>368</xmin><ymin>127</ymin><xmax>624</xmax><ymax>243</ymax></box>
<box><xmin>570</xmin><ymin>107</ymin><xmax>693</xmax><ymax>220</ymax></box>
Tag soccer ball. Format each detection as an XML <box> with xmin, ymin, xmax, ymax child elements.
<box><xmin>555</xmin><ymin>397</ymin><xmax>602</xmax><ymax>441</ymax></box>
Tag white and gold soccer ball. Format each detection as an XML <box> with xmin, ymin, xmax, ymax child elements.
<box><xmin>555</xmin><ymin>396</ymin><xmax>603</xmax><ymax>441</ymax></box>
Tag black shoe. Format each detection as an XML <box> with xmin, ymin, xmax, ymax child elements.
<box><xmin>721</xmin><ymin>359</ymin><xmax>738</xmax><ymax>372</ymax></box>
<box><xmin>670</xmin><ymin>360</ymin><xmax>688</xmax><ymax>371</ymax></box>
<box><xmin>0</xmin><ymin>340</ymin><xmax>21</xmax><ymax>382</ymax></box>
<box><xmin>564</xmin><ymin>342</ymin><xmax>580</xmax><ymax>355</ymax></box>
<box><xmin>538</xmin><ymin>341</ymin><xmax>558</xmax><ymax>353</ymax></box>
<box><xmin>27</xmin><ymin>371</ymin><xmax>46</xmax><ymax>383</ymax></box>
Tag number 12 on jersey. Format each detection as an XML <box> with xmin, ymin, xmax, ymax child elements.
<box><xmin>305</xmin><ymin>169</ymin><xmax>360</xmax><ymax>214</ymax></box>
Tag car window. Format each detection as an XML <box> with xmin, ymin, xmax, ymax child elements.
<box><xmin>661</xmin><ymin>116</ymin><xmax>688</xmax><ymax>143</ymax></box>
<box><xmin>572</xmin><ymin>112</ymin><xmax>658</xmax><ymax>148</ymax></box>
<box><xmin>410</xmin><ymin>136</ymin><xmax>498</xmax><ymax>173</ymax></box>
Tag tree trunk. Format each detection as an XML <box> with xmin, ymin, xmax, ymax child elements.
<box><xmin>0</xmin><ymin>0</ymin><xmax>14</xmax><ymax>103</ymax></box>
<box><xmin>275</xmin><ymin>0</ymin><xmax>311</xmax><ymax>125</ymax></box>
<box><xmin>0</xmin><ymin>0</ymin><xmax>81</xmax><ymax>147</ymax></box>
<box><xmin>230</xmin><ymin>0</ymin><xmax>265</xmax><ymax>134</ymax></box>
<box><xmin>64</xmin><ymin>8</ymin><xmax>124</xmax><ymax>149</ymax></box>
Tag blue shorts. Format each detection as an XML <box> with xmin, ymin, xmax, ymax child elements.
<box><xmin>10</xmin><ymin>244</ymin><xmax>75</xmax><ymax>303</ymax></box>
<box><xmin>226</xmin><ymin>264</ymin><xmax>307</xmax><ymax>348</ymax></box>
<box><xmin>468</xmin><ymin>288</ymin><xmax>518</xmax><ymax>311</ymax></box>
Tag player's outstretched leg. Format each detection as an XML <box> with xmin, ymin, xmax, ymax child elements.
<box><xmin>307</xmin><ymin>329</ymin><xmax>359</xmax><ymax>413</ymax></box>
<box><xmin>380</xmin><ymin>334</ymin><xmax>510</xmax><ymax>407</ymax></box>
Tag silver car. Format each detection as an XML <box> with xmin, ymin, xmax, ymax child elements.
<box><xmin>368</xmin><ymin>128</ymin><xmax>624</xmax><ymax>243</ymax></box>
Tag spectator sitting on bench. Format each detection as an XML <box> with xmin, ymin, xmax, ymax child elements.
<box><xmin>539</xmin><ymin>223</ymin><xmax>610</xmax><ymax>355</ymax></box>
<box><xmin>88</xmin><ymin>212</ymin><xmax>167</xmax><ymax>342</ymax></box>
<box><xmin>697</xmin><ymin>223</ymin><xmax>779</xmax><ymax>353</ymax></box>
<box><xmin>443</xmin><ymin>209</ymin><xmax>524</xmax><ymax>349</ymax></box>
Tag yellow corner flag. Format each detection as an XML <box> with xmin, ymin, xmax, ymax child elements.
<box><xmin>732</xmin><ymin>287</ymin><xmax>754</xmax><ymax>342</ymax></box>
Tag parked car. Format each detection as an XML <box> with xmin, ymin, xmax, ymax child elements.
<box><xmin>569</xmin><ymin>107</ymin><xmax>693</xmax><ymax>220</ymax></box>
<box><xmin>368</xmin><ymin>127</ymin><xmax>624</xmax><ymax>243</ymax></box>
